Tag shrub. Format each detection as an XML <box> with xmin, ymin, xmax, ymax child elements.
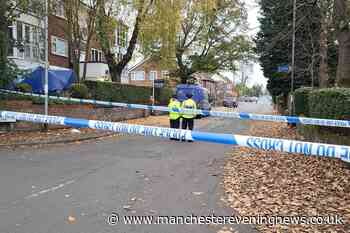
<box><xmin>16</xmin><ymin>83</ymin><xmax>32</xmax><ymax>93</ymax></box>
<box><xmin>69</xmin><ymin>83</ymin><xmax>89</xmax><ymax>99</ymax></box>
<box><xmin>155</xmin><ymin>87</ymin><xmax>173</xmax><ymax>105</ymax></box>
<box><xmin>294</xmin><ymin>87</ymin><xmax>313</xmax><ymax>116</ymax></box>
<box><xmin>85</xmin><ymin>81</ymin><xmax>150</xmax><ymax>104</ymax></box>
<box><xmin>308</xmin><ymin>88</ymin><xmax>350</xmax><ymax>120</ymax></box>
<box><xmin>84</xmin><ymin>81</ymin><xmax>175</xmax><ymax>106</ymax></box>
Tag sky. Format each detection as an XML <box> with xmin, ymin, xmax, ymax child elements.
<box><xmin>244</xmin><ymin>0</ymin><xmax>267</xmax><ymax>88</ymax></box>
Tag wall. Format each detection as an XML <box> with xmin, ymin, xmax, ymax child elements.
<box><xmin>48</xmin><ymin>15</ymin><xmax>70</xmax><ymax>68</ymax></box>
<box><xmin>79</xmin><ymin>63</ymin><xmax>110</xmax><ymax>81</ymax></box>
<box><xmin>0</xmin><ymin>100</ymin><xmax>150</xmax><ymax>131</ymax></box>
<box><xmin>128</xmin><ymin>59</ymin><xmax>169</xmax><ymax>87</ymax></box>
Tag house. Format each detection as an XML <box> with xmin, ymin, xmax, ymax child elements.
<box><xmin>192</xmin><ymin>72</ymin><xmax>217</xmax><ymax>98</ymax></box>
<box><xmin>127</xmin><ymin>57</ymin><xmax>173</xmax><ymax>87</ymax></box>
<box><xmin>7</xmin><ymin>2</ymin><xmax>46</xmax><ymax>70</ymax></box>
<box><xmin>192</xmin><ymin>72</ymin><xmax>237</xmax><ymax>105</ymax></box>
<box><xmin>8</xmin><ymin>0</ymin><xmax>128</xmax><ymax>81</ymax></box>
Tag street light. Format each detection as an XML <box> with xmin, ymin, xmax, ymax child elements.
<box><xmin>44</xmin><ymin>0</ymin><xmax>49</xmax><ymax>117</ymax></box>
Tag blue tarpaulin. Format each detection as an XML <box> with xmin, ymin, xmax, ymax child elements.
<box><xmin>20</xmin><ymin>66</ymin><xmax>76</xmax><ymax>94</ymax></box>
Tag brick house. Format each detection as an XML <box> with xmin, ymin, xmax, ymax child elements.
<box><xmin>192</xmin><ymin>72</ymin><xmax>237</xmax><ymax>105</ymax></box>
<box><xmin>8</xmin><ymin>0</ymin><xmax>127</xmax><ymax>80</ymax></box>
<box><xmin>127</xmin><ymin>57</ymin><xmax>173</xmax><ymax>87</ymax></box>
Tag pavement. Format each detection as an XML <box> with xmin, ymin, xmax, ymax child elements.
<box><xmin>0</xmin><ymin>99</ymin><xmax>272</xmax><ymax>233</ymax></box>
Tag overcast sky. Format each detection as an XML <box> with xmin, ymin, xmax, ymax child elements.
<box><xmin>245</xmin><ymin>0</ymin><xmax>267</xmax><ymax>88</ymax></box>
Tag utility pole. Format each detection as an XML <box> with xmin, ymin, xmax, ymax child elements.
<box><xmin>44</xmin><ymin>0</ymin><xmax>49</xmax><ymax>117</ymax></box>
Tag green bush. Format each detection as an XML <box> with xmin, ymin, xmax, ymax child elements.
<box><xmin>294</xmin><ymin>87</ymin><xmax>313</xmax><ymax>116</ymax></box>
<box><xmin>308</xmin><ymin>88</ymin><xmax>350</xmax><ymax>120</ymax></box>
<box><xmin>16</xmin><ymin>83</ymin><xmax>32</xmax><ymax>93</ymax></box>
<box><xmin>84</xmin><ymin>81</ymin><xmax>174</xmax><ymax>106</ymax></box>
<box><xmin>69</xmin><ymin>83</ymin><xmax>89</xmax><ymax>99</ymax></box>
<box><xmin>155</xmin><ymin>87</ymin><xmax>173</xmax><ymax>105</ymax></box>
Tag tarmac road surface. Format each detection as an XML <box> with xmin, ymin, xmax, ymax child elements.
<box><xmin>0</xmin><ymin>99</ymin><xmax>272</xmax><ymax>233</ymax></box>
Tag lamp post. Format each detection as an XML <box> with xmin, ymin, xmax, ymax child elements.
<box><xmin>44</xmin><ymin>0</ymin><xmax>49</xmax><ymax>117</ymax></box>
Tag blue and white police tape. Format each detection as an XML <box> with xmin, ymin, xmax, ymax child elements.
<box><xmin>1</xmin><ymin>89</ymin><xmax>350</xmax><ymax>128</ymax></box>
<box><xmin>1</xmin><ymin>110</ymin><xmax>349</xmax><ymax>163</ymax></box>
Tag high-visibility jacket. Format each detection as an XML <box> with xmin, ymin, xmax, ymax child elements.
<box><xmin>181</xmin><ymin>98</ymin><xmax>197</xmax><ymax>119</ymax></box>
<box><xmin>168</xmin><ymin>99</ymin><xmax>181</xmax><ymax>120</ymax></box>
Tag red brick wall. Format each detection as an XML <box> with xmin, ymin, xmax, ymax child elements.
<box><xmin>129</xmin><ymin>59</ymin><xmax>166</xmax><ymax>87</ymax></box>
<box><xmin>1</xmin><ymin>100</ymin><xmax>150</xmax><ymax>131</ymax></box>
<box><xmin>48</xmin><ymin>15</ymin><xmax>70</xmax><ymax>68</ymax></box>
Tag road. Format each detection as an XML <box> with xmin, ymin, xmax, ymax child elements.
<box><xmin>0</xmin><ymin>100</ymin><xmax>272</xmax><ymax>233</ymax></box>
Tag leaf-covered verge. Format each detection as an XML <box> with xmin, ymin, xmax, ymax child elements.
<box><xmin>223</xmin><ymin>121</ymin><xmax>349</xmax><ymax>233</ymax></box>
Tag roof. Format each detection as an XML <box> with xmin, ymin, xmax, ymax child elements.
<box><xmin>127</xmin><ymin>57</ymin><xmax>151</xmax><ymax>72</ymax></box>
<box><xmin>193</xmin><ymin>72</ymin><xmax>216</xmax><ymax>82</ymax></box>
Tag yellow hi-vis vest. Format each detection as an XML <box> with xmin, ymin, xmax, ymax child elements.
<box><xmin>168</xmin><ymin>99</ymin><xmax>181</xmax><ymax>120</ymax></box>
<box><xmin>181</xmin><ymin>98</ymin><xmax>197</xmax><ymax>119</ymax></box>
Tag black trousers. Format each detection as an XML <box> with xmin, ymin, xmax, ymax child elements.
<box><xmin>182</xmin><ymin>118</ymin><xmax>194</xmax><ymax>130</ymax></box>
<box><xmin>170</xmin><ymin>118</ymin><xmax>180</xmax><ymax>129</ymax></box>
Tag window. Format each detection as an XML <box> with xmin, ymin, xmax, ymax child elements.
<box><xmin>135</xmin><ymin>71</ymin><xmax>145</xmax><ymax>81</ymax></box>
<box><xmin>51</xmin><ymin>36</ymin><xmax>68</xmax><ymax>57</ymax></box>
<box><xmin>33</xmin><ymin>46</ymin><xmax>39</xmax><ymax>59</ymax></box>
<box><xmin>91</xmin><ymin>49</ymin><xmax>103</xmax><ymax>62</ymax></box>
<box><xmin>52</xmin><ymin>0</ymin><xmax>65</xmax><ymax>18</ymax></box>
<box><xmin>98</xmin><ymin>51</ymin><xmax>103</xmax><ymax>62</ymax></box>
<box><xmin>149</xmin><ymin>71</ymin><xmax>157</xmax><ymax>81</ymax></box>
<box><xmin>24</xmin><ymin>44</ymin><xmax>31</xmax><ymax>58</ymax></box>
<box><xmin>8</xmin><ymin>26</ymin><xmax>14</xmax><ymax>56</ymax></box>
<box><xmin>25</xmin><ymin>25</ymin><xmax>31</xmax><ymax>43</ymax></box>
<box><xmin>13</xmin><ymin>21</ymin><xmax>45</xmax><ymax>61</ymax></box>
<box><xmin>17</xmin><ymin>22</ymin><xmax>23</xmax><ymax>43</ymax></box>
<box><xmin>130</xmin><ymin>72</ymin><xmax>136</xmax><ymax>81</ymax></box>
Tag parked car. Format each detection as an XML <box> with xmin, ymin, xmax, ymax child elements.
<box><xmin>176</xmin><ymin>84</ymin><xmax>211</xmax><ymax>117</ymax></box>
<box><xmin>223</xmin><ymin>96</ymin><xmax>238</xmax><ymax>108</ymax></box>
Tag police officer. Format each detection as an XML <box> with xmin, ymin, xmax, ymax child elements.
<box><xmin>181</xmin><ymin>93</ymin><xmax>197</xmax><ymax>133</ymax></box>
<box><xmin>168</xmin><ymin>94</ymin><xmax>181</xmax><ymax>140</ymax></box>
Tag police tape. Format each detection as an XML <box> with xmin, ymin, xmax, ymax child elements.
<box><xmin>1</xmin><ymin>89</ymin><xmax>350</xmax><ymax>128</ymax></box>
<box><xmin>0</xmin><ymin>110</ymin><xmax>349</xmax><ymax>163</ymax></box>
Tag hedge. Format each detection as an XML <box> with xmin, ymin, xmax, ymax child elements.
<box><xmin>308</xmin><ymin>88</ymin><xmax>350</xmax><ymax>120</ymax></box>
<box><xmin>85</xmin><ymin>81</ymin><xmax>174</xmax><ymax>106</ymax></box>
<box><xmin>293</xmin><ymin>87</ymin><xmax>313</xmax><ymax>116</ymax></box>
<box><xmin>69</xmin><ymin>83</ymin><xmax>89</xmax><ymax>99</ymax></box>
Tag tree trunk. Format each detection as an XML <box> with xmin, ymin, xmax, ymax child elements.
<box><xmin>82</xmin><ymin>43</ymin><xmax>90</xmax><ymax>81</ymax></box>
<box><xmin>105</xmin><ymin>52</ymin><xmax>121</xmax><ymax>82</ymax></box>
<box><xmin>319</xmin><ymin>15</ymin><xmax>329</xmax><ymax>87</ymax></box>
<box><xmin>0</xmin><ymin>7</ymin><xmax>9</xmax><ymax>70</ymax></box>
<box><xmin>336</xmin><ymin>31</ymin><xmax>350</xmax><ymax>87</ymax></box>
<box><xmin>176</xmin><ymin>49</ymin><xmax>190</xmax><ymax>84</ymax></box>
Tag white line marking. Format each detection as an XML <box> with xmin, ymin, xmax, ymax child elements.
<box><xmin>25</xmin><ymin>180</ymin><xmax>75</xmax><ymax>200</ymax></box>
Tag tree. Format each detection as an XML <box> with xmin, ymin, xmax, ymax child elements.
<box><xmin>141</xmin><ymin>0</ymin><xmax>252</xmax><ymax>84</ymax></box>
<box><xmin>81</xmin><ymin>0</ymin><xmax>98</xmax><ymax>81</ymax></box>
<box><xmin>334</xmin><ymin>0</ymin><xmax>350</xmax><ymax>87</ymax></box>
<box><xmin>318</xmin><ymin>0</ymin><xmax>334</xmax><ymax>87</ymax></box>
<box><xmin>63</xmin><ymin>0</ymin><xmax>83</xmax><ymax>81</ymax></box>
<box><xmin>256</xmin><ymin>0</ymin><xmax>326</xmax><ymax>97</ymax></box>
<box><xmin>96</xmin><ymin>0</ymin><xmax>154</xmax><ymax>83</ymax></box>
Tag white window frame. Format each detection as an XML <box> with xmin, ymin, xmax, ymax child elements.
<box><xmin>51</xmin><ymin>36</ymin><xmax>68</xmax><ymax>57</ymax></box>
<box><xmin>130</xmin><ymin>72</ymin><xmax>136</xmax><ymax>81</ymax></box>
<box><xmin>10</xmin><ymin>21</ymin><xmax>45</xmax><ymax>61</ymax></box>
<box><xmin>149</xmin><ymin>70</ymin><xmax>157</xmax><ymax>81</ymax></box>
<box><xmin>135</xmin><ymin>71</ymin><xmax>145</xmax><ymax>81</ymax></box>
<box><xmin>91</xmin><ymin>48</ymin><xmax>103</xmax><ymax>62</ymax></box>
